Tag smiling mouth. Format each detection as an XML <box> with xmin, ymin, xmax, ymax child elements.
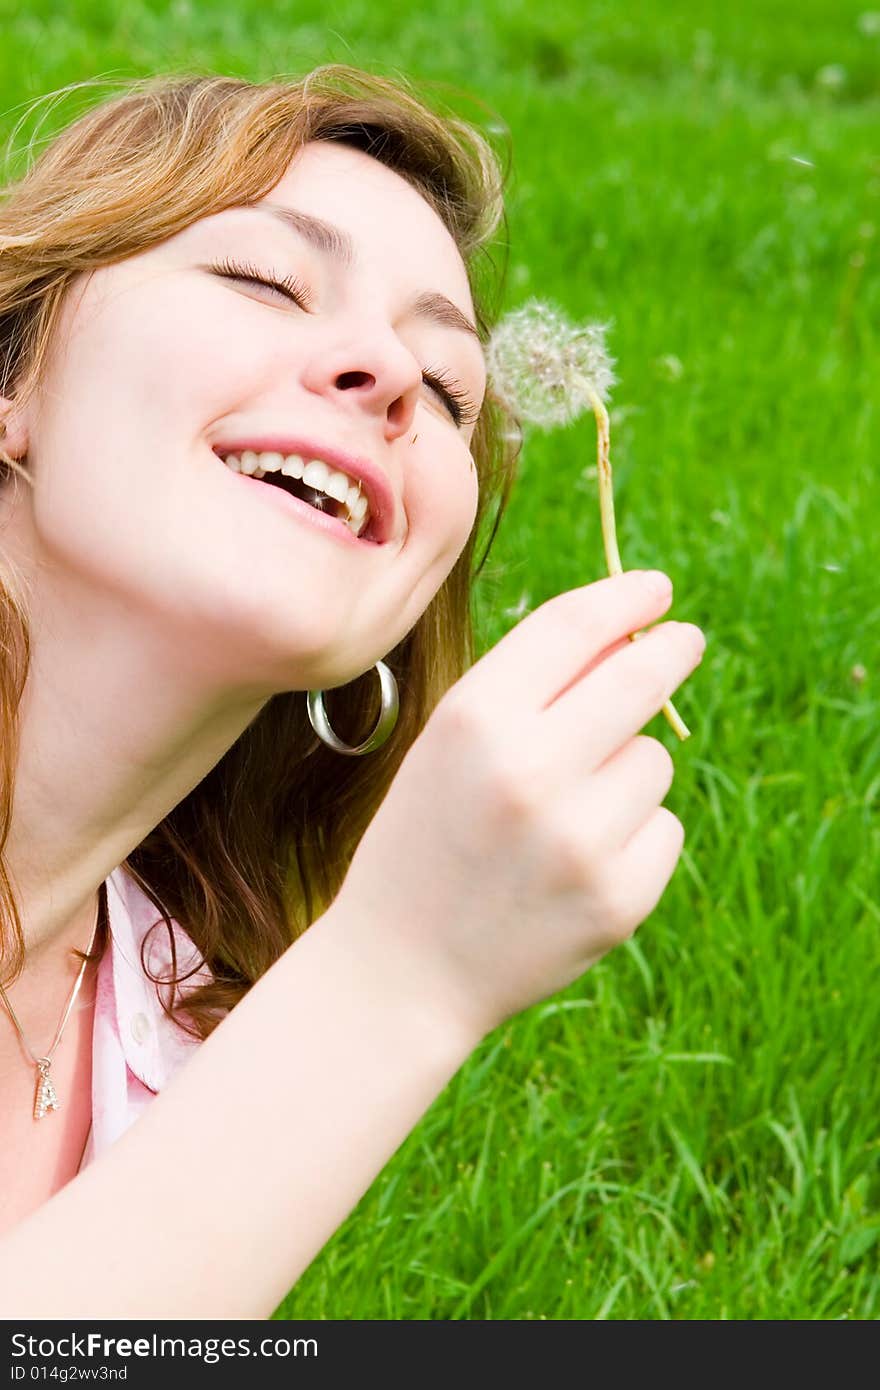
<box><xmin>260</xmin><ymin>471</ymin><xmax>341</xmax><ymax>516</ymax></box>
<box><xmin>214</xmin><ymin>449</ymin><xmax>378</xmax><ymax>541</ymax></box>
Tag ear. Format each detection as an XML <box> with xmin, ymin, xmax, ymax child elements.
<box><xmin>0</xmin><ymin>395</ymin><xmax>29</xmax><ymax>460</ymax></box>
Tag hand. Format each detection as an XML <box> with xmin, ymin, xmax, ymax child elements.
<box><xmin>331</xmin><ymin>570</ymin><xmax>705</xmax><ymax>1044</ymax></box>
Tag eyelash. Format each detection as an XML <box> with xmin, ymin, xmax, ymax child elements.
<box><xmin>209</xmin><ymin>257</ymin><xmax>480</xmax><ymax>428</ymax></box>
<box><xmin>210</xmin><ymin>256</ymin><xmax>314</xmax><ymax>309</ymax></box>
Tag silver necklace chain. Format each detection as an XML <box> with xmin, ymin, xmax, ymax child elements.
<box><xmin>0</xmin><ymin>882</ymin><xmax>105</xmax><ymax>1119</ymax></box>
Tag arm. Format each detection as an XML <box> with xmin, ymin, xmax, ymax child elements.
<box><xmin>0</xmin><ymin>906</ymin><xmax>477</xmax><ymax>1319</ymax></box>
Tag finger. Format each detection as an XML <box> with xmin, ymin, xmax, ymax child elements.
<box><xmin>549</xmin><ymin>631</ymin><xmax>631</xmax><ymax>702</ymax></box>
<box><xmin>582</xmin><ymin>735</ymin><xmax>675</xmax><ymax>853</ymax></box>
<box><xmin>456</xmin><ymin>570</ymin><xmax>674</xmax><ymax>716</ymax></box>
<box><xmin>604</xmin><ymin>805</ymin><xmax>685</xmax><ymax>938</ymax></box>
<box><xmin>548</xmin><ymin>622</ymin><xmax>662</xmax><ymax>704</ymax></box>
<box><xmin>542</xmin><ymin>619</ymin><xmax>704</xmax><ymax>771</ymax></box>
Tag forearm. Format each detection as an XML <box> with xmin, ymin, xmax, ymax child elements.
<box><xmin>0</xmin><ymin>906</ymin><xmax>477</xmax><ymax>1319</ymax></box>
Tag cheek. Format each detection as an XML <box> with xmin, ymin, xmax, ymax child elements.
<box><xmin>404</xmin><ymin>443</ymin><xmax>479</xmax><ymax>561</ymax></box>
<box><xmin>369</xmin><ymin>444</ymin><xmax>478</xmax><ymax>661</ymax></box>
<box><xmin>43</xmin><ymin>272</ymin><xmax>275</xmax><ymax>458</ymax></box>
<box><xmin>382</xmin><ymin>441</ymin><xmax>479</xmax><ymax>639</ymax></box>
<box><xmin>81</xmin><ymin>277</ymin><xmax>267</xmax><ymax>424</ymax></box>
<box><xmin>26</xmin><ymin>277</ymin><xmax>272</xmax><ymax>582</ymax></box>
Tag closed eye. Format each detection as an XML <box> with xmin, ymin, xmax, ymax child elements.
<box><xmin>421</xmin><ymin>367</ymin><xmax>481</xmax><ymax>427</ymax></box>
<box><xmin>209</xmin><ymin>259</ymin><xmax>481</xmax><ymax>428</ymax></box>
<box><xmin>209</xmin><ymin>257</ymin><xmax>314</xmax><ymax>308</ymax></box>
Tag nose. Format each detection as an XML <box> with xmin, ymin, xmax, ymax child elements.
<box><xmin>300</xmin><ymin>329</ymin><xmax>424</xmax><ymax>442</ymax></box>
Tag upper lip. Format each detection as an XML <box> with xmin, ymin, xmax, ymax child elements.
<box><xmin>210</xmin><ymin>435</ymin><xmax>396</xmax><ymax>544</ymax></box>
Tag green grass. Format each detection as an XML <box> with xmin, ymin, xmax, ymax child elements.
<box><xmin>2</xmin><ymin>0</ymin><xmax>878</xmax><ymax>1321</ymax></box>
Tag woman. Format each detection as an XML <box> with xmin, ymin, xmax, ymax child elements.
<box><xmin>0</xmin><ymin>66</ymin><xmax>704</xmax><ymax>1317</ymax></box>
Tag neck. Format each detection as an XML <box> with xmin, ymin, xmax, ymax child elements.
<box><xmin>3</xmin><ymin>571</ymin><xmax>274</xmax><ymax>969</ymax></box>
<box><xmin>0</xmin><ymin>465</ymin><xmax>354</xmax><ymax>973</ymax></box>
<box><xmin>0</xmin><ymin>884</ymin><xmax>104</xmax><ymax>1068</ymax></box>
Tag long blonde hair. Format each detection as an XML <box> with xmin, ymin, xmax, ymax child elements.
<box><xmin>0</xmin><ymin>66</ymin><xmax>521</xmax><ymax>1040</ymax></box>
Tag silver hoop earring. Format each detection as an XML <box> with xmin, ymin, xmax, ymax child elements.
<box><xmin>306</xmin><ymin>659</ymin><xmax>399</xmax><ymax>755</ymax></box>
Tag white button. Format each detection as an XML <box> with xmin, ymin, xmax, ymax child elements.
<box><xmin>130</xmin><ymin>1012</ymin><xmax>151</xmax><ymax>1045</ymax></box>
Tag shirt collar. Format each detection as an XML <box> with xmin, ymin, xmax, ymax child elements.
<box><xmin>105</xmin><ymin>864</ymin><xmax>211</xmax><ymax>1092</ymax></box>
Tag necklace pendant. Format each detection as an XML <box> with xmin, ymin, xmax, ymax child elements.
<box><xmin>34</xmin><ymin>1058</ymin><xmax>60</xmax><ymax>1120</ymax></box>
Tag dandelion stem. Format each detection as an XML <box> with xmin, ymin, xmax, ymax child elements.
<box><xmin>586</xmin><ymin>386</ymin><xmax>691</xmax><ymax>742</ymax></box>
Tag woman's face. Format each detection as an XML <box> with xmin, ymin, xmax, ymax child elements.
<box><xmin>4</xmin><ymin>140</ymin><xmax>486</xmax><ymax>694</ymax></box>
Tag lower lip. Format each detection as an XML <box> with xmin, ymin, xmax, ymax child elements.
<box><xmin>221</xmin><ymin>464</ymin><xmax>376</xmax><ymax>547</ymax></box>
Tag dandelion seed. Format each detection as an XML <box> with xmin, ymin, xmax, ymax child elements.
<box><xmin>486</xmin><ymin>298</ymin><xmax>692</xmax><ymax>741</ymax></box>
<box><xmin>816</xmin><ymin>63</ymin><xmax>847</xmax><ymax>91</ymax></box>
<box><xmin>790</xmin><ymin>155</ymin><xmax>816</xmax><ymax>168</ymax></box>
<box><xmin>503</xmin><ymin>591</ymin><xmax>532</xmax><ymax>620</ymax></box>
<box><xmin>851</xmin><ymin>663</ymin><xmax>867</xmax><ymax>685</ymax></box>
<box><xmin>654</xmin><ymin>353</ymin><xmax>685</xmax><ymax>382</ymax></box>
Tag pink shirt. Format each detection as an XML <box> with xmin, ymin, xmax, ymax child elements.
<box><xmin>78</xmin><ymin>864</ymin><xmax>212</xmax><ymax>1172</ymax></box>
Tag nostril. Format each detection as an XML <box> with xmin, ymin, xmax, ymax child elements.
<box><xmin>336</xmin><ymin>371</ymin><xmax>374</xmax><ymax>389</ymax></box>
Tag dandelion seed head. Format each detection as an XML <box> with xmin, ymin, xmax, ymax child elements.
<box><xmin>486</xmin><ymin>298</ymin><xmax>617</xmax><ymax>428</ymax></box>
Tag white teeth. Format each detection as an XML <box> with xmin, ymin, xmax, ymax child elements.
<box><xmin>302</xmin><ymin>459</ymin><xmax>330</xmax><ymax>490</ymax></box>
<box><xmin>324</xmin><ymin>469</ymin><xmax>352</xmax><ymax>504</ymax></box>
<box><xmin>281</xmin><ymin>454</ymin><xmax>304</xmax><ymax>479</ymax></box>
<box><xmin>258</xmin><ymin>451</ymin><xmax>284</xmax><ymax>473</ymax></box>
<box><xmin>219</xmin><ymin>448</ymin><xmax>373</xmax><ymax>536</ymax></box>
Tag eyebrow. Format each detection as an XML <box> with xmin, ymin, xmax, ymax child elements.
<box><xmin>237</xmin><ymin>202</ymin><xmax>482</xmax><ymax>344</ymax></box>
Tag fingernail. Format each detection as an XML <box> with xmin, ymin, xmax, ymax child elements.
<box><xmin>644</xmin><ymin>570</ymin><xmax>673</xmax><ymax>598</ymax></box>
